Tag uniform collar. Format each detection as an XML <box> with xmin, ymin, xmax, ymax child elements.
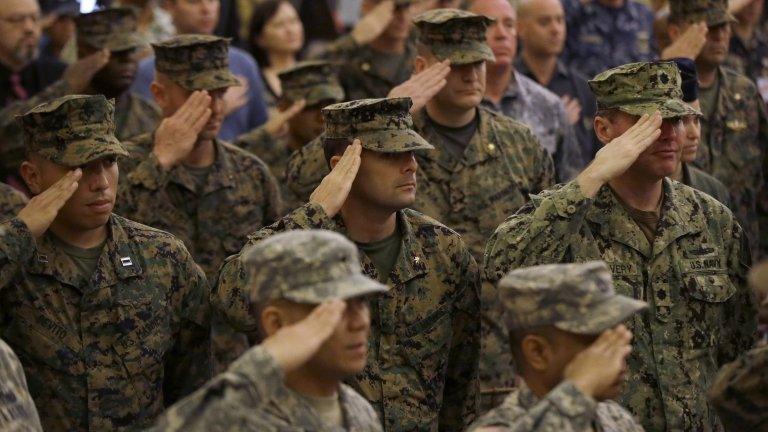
<box><xmin>414</xmin><ymin>107</ymin><xmax>500</xmax><ymax>168</ymax></box>
<box><xmin>173</xmin><ymin>139</ymin><xmax>237</xmax><ymax>194</ymax></box>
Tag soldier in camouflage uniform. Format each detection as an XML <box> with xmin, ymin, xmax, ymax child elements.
<box><xmin>669</xmin><ymin>57</ymin><xmax>734</xmax><ymax>210</ymax></box>
<box><xmin>0</xmin><ymin>183</ymin><xmax>28</xmax><ymax>221</ymax></box>
<box><xmin>707</xmin><ymin>260</ymin><xmax>768</xmax><ymax>431</ymax></box>
<box><xmin>468</xmin><ymin>261</ymin><xmax>646</xmax><ymax>432</ymax></box>
<box><xmin>115</xmin><ymin>35</ymin><xmax>283</xmax><ymax>372</ymax></box>
<box><xmin>1</xmin><ymin>94</ymin><xmax>211</xmax><ymax>431</ymax></box>
<box><xmin>485</xmin><ymin>61</ymin><xmax>757</xmax><ymax>432</ymax></box>
<box><xmin>315</xmin><ymin>0</ymin><xmax>417</xmax><ymax>100</ymax></box>
<box><xmin>668</xmin><ymin>0</ymin><xmax>768</xmax><ymax>259</ymax></box>
<box><xmin>0</xmin><ymin>337</ymin><xmax>43</xmax><ymax>432</ymax></box>
<box><xmin>235</xmin><ymin>61</ymin><xmax>345</xmax><ymax>212</ymax></box>
<box><xmin>74</xmin><ymin>8</ymin><xmax>161</xmax><ymax>141</ymax></box>
<box><xmin>215</xmin><ymin>97</ymin><xmax>481</xmax><ymax>431</ymax></box>
<box><xmin>151</xmin><ymin>230</ymin><xmax>386</xmax><ymax>431</ymax></box>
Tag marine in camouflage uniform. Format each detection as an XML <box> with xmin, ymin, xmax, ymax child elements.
<box><xmin>235</xmin><ymin>61</ymin><xmax>345</xmax><ymax>213</ymax></box>
<box><xmin>115</xmin><ymin>35</ymin><xmax>283</xmax><ymax>372</ymax></box>
<box><xmin>707</xmin><ymin>261</ymin><xmax>768</xmax><ymax>431</ymax></box>
<box><xmin>215</xmin><ymin>98</ymin><xmax>481</xmax><ymax>432</ymax></box>
<box><xmin>484</xmin><ymin>62</ymin><xmax>757</xmax><ymax>432</ymax></box>
<box><xmin>1</xmin><ymin>94</ymin><xmax>211</xmax><ymax>431</ymax></box>
<box><xmin>0</xmin><ymin>337</ymin><xmax>43</xmax><ymax>432</ymax></box>
<box><xmin>468</xmin><ymin>261</ymin><xmax>645</xmax><ymax>432</ymax></box>
<box><xmin>314</xmin><ymin>1</ymin><xmax>416</xmax><ymax>100</ymax></box>
<box><xmin>0</xmin><ymin>183</ymin><xmax>27</xmax><ymax>222</ymax></box>
<box><xmin>74</xmin><ymin>8</ymin><xmax>161</xmax><ymax>141</ymax></box>
<box><xmin>669</xmin><ymin>0</ymin><xmax>768</xmax><ymax>259</ymax></box>
<box><xmin>151</xmin><ymin>230</ymin><xmax>385</xmax><ymax>431</ymax></box>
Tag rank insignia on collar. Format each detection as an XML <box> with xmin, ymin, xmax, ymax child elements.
<box><xmin>120</xmin><ymin>257</ymin><xmax>133</xmax><ymax>267</ymax></box>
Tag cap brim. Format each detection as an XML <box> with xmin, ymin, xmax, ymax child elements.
<box><xmin>554</xmin><ymin>296</ymin><xmax>648</xmax><ymax>335</ymax></box>
<box><xmin>432</xmin><ymin>41</ymin><xmax>495</xmax><ymax>66</ymax></box>
<box><xmin>173</xmin><ymin>68</ymin><xmax>241</xmax><ymax>91</ymax></box>
<box><xmin>707</xmin><ymin>11</ymin><xmax>737</xmax><ymax>27</ymax></box>
<box><xmin>283</xmin><ymin>273</ymin><xmax>389</xmax><ymax>304</ymax></box>
<box><xmin>358</xmin><ymin>128</ymin><xmax>434</xmax><ymax>153</ymax></box>
<box><xmin>41</xmin><ymin>135</ymin><xmax>129</xmax><ymax>168</ymax></box>
<box><xmin>617</xmin><ymin>98</ymin><xmax>701</xmax><ymax>119</ymax></box>
<box><xmin>83</xmin><ymin>34</ymin><xmax>146</xmax><ymax>52</ymax></box>
<box><xmin>286</xmin><ymin>85</ymin><xmax>345</xmax><ymax>106</ymax></box>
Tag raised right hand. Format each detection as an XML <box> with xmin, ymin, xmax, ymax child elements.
<box><xmin>152</xmin><ymin>91</ymin><xmax>213</xmax><ymax>169</ymax></box>
<box><xmin>261</xmin><ymin>299</ymin><xmax>347</xmax><ymax>373</ymax></box>
<box><xmin>564</xmin><ymin>325</ymin><xmax>633</xmax><ymax>400</ymax></box>
<box><xmin>310</xmin><ymin>140</ymin><xmax>362</xmax><ymax>217</ymax></box>
<box><xmin>388</xmin><ymin>60</ymin><xmax>450</xmax><ymax>114</ymax></box>
<box><xmin>577</xmin><ymin>112</ymin><xmax>662</xmax><ymax>197</ymax></box>
<box><xmin>264</xmin><ymin>99</ymin><xmax>306</xmax><ymax>138</ymax></box>
<box><xmin>17</xmin><ymin>169</ymin><xmax>82</xmax><ymax>238</ymax></box>
<box><xmin>63</xmin><ymin>49</ymin><xmax>111</xmax><ymax>93</ymax></box>
<box><xmin>661</xmin><ymin>21</ymin><xmax>708</xmax><ymax>61</ymax></box>
<box><xmin>351</xmin><ymin>0</ymin><xmax>395</xmax><ymax>45</ymax></box>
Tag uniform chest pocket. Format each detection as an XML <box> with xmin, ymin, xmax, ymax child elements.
<box><xmin>399</xmin><ymin>303</ymin><xmax>452</xmax><ymax>397</ymax></box>
<box><xmin>680</xmin><ymin>255</ymin><xmax>735</xmax><ymax>303</ymax></box>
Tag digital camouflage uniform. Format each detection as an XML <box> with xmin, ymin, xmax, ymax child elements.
<box><xmin>0</xmin><ymin>183</ymin><xmax>27</xmax><ymax>222</ymax></box>
<box><xmin>1</xmin><ymin>95</ymin><xmax>211</xmax><ymax>432</ymax></box>
<box><xmin>75</xmin><ymin>8</ymin><xmax>161</xmax><ymax>141</ymax></box>
<box><xmin>670</xmin><ymin>0</ymin><xmax>768</xmax><ymax>259</ymax></box>
<box><xmin>0</xmin><ymin>338</ymin><xmax>43</xmax><ymax>432</ymax></box>
<box><xmin>115</xmin><ymin>35</ymin><xmax>282</xmax><ymax>373</ymax></box>
<box><xmin>150</xmin><ymin>230</ymin><xmax>386</xmax><ymax>431</ymax></box>
<box><xmin>235</xmin><ymin>61</ymin><xmax>345</xmax><ymax>213</ymax></box>
<box><xmin>682</xmin><ymin>163</ymin><xmax>734</xmax><ymax>212</ymax></box>
<box><xmin>468</xmin><ymin>262</ymin><xmax>645</xmax><ymax>432</ymax></box>
<box><xmin>216</xmin><ymin>98</ymin><xmax>481</xmax><ymax>432</ymax></box>
<box><xmin>484</xmin><ymin>62</ymin><xmax>757</xmax><ymax>432</ymax></box>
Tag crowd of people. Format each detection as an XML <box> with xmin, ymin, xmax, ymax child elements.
<box><xmin>0</xmin><ymin>0</ymin><xmax>767</xmax><ymax>431</ymax></box>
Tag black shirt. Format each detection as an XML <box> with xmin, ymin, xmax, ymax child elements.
<box><xmin>0</xmin><ymin>57</ymin><xmax>66</xmax><ymax>109</ymax></box>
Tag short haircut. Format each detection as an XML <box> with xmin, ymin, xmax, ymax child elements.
<box><xmin>323</xmin><ymin>137</ymin><xmax>353</xmax><ymax>168</ymax></box>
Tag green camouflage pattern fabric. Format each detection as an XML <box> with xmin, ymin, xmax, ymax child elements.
<box><xmin>0</xmin><ymin>214</ymin><xmax>211</xmax><ymax>431</ymax></box>
<box><xmin>484</xmin><ymin>179</ymin><xmax>758</xmax><ymax>432</ymax></box>
<box><xmin>669</xmin><ymin>0</ymin><xmax>737</xmax><ymax>26</ymax></box>
<box><xmin>114</xmin><ymin>91</ymin><xmax>161</xmax><ymax>141</ymax></box>
<box><xmin>323</xmin><ymin>98</ymin><xmax>434</xmax><ymax>153</ymax></box>
<box><xmin>589</xmin><ymin>61</ymin><xmax>701</xmax><ymax>119</ymax></box>
<box><xmin>499</xmin><ymin>261</ymin><xmax>647</xmax><ymax>334</ymax></box>
<box><xmin>693</xmin><ymin>66</ymin><xmax>768</xmax><ymax>260</ymax></box>
<box><xmin>153</xmin><ymin>35</ymin><xmax>240</xmax><ymax>91</ymax></box>
<box><xmin>413</xmin><ymin>8</ymin><xmax>495</xmax><ymax>65</ymax></box>
<box><xmin>682</xmin><ymin>163</ymin><xmax>734</xmax><ymax>212</ymax></box>
<box><xmin>278</xmin><ymin>61</ymin><xmax>345</xmax><ymax>106</ymax></box>
<box><xmin>75</xmin><ymin>7</ymin><xmax>145</xmax><ymax>52</ymax></box>
<box><xmin>234</xmin><ymin>127</ymin><xmax>304</xmax><ymax>212</ymax></box>
<box><xmin>0</xmin><ymin>337</ymin><xmax>43</xmax><ymax>432</ymax></box>
<box><xmin>707</xmin><ymin>343</ymin><xmax>768</xmax><ymax>431</ymax></box>
<box><xmin>116</xmin><ymin>134</ymin><xmax>283</xmax><ymax>372</ymax></box>
<box><xmin>467</xmin><ymin>381</ymin><xmax>643</xmax><ymax>432</ymax></box>
<box><xmin>19</xmin><ymin>94</ymin><xmax>128</xmax><ymax>168</ymax></box>
<box><xmin>245</xmin><ymin>230</ymin><xmax>387</xmax><ymax>303</ymax></box>
<box><xmin>0</xmin><ymin>183</ymin><xmax>27</xmax><ymax>222</ymax></box>
<box><xmin>149</xmin><ymin>345</ymin><xmax>383</xmax><ymax>431</ymax></box>
<box><xmin>314</xmin><ymin>34</ymin><xmax>416</xmax><ymax>101</ymax></box>
<box><xmin>214</xmin><ymin>203</ymin><xmax>481</xmax><ymax>431</ymax></box>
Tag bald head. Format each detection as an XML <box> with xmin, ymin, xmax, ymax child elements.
<box><xmin>517</xmin><ymin>0</ymin><xmax>566</xmax><ymax>58</ymax></box>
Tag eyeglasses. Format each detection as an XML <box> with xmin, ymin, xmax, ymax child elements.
<box><xmin>0</xmin><ymin>13</ymin><xmax>42</xmax><ymax>26</ymax></box>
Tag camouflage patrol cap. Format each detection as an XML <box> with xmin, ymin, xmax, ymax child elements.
<box><xmin>278</xmin><ymin>61</ymin><xmax>344</xmax><ymax>106</ymax></box>
<box><xmin>322</xmin><ymin>97</ymin><xmax>434</xmax><ymax>153</ymax></box>
<box><xmin>414</xmin><ymin>8</ymin><xmax>495</xmax><ymax>65</ymax></box>
<box><xmin>589</xmin><ymin>61</ymin><xmax>702</xmax><ymax>119</ymax></box>
<box><xmin>19</xmin><ymin>94</ymin><xmax>128</xmax><ymax>168</ymax></box>
<box><xmin>75</xmin><ymin>8</ymin><xmax>146</xmax><ymax>52</ymax></box>
<box><xmin>500</xmin><ymin>261</ymin><xmax>648</xmax><ymax>334</ymax></box>
<box><xmin>669</xmin><ymin>0</ymin><xmax>736</xmax><ymax>27</ymax></box>
<box><xmin>153</xmin><ymin>35</ymin><xmax>240</xmax><ymax>91</ymax></box>
<box><xmin>244</xmin><ymin>230</ymin><xmax>388</xmax><ymax>304</ymax></box>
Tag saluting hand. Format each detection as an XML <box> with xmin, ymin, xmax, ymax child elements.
<box><xmin>153</xmin><ymin>91</ymin><xmax>213</xmax><ymax>169</ymax></box>
<box><xmin>310</xmin><ymin>139</ymin><xmax>362</xmax><ymax>217</ymax></box>
<box><xmin>264</xmin><ymin>99</ymin><xmax>307</xmax><ymax>138</ymax></box>
<box><xmin>564</xmin><ymin>325</ymin><xmax>633</xmax><ymax>400</ymax></box>
<box><xmin>388</xmin><ymin>60</ymin><xmax>451</xmax><ymax>114</ymax></box>
<box><xmin>351</xmin><ymin>0</ymin><xmax>395</xmax><ymax>45</ymax></box>
<box><xmin>18</xmin><ymin>169</ymin><xmax>82</xmax><ymax>238</ymax></box>
<box><xmin>64</xmin><ymin>49</ymin><xmax>110</xmax><ymax>93</ymax></box>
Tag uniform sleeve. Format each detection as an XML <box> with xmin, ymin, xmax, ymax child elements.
<box><xmin>0</xmin><ymin>339</ymin><xmax>43</xmax><ymax>432</ymax></box>
<box><xmin>439</xmin><ymin>241</ymin><xmax>482</xmax><ymax>430</ymax></box>
<box><xmin>285</xmin><ymin>136</ymin><xmax>329</xmax><ymax>202</ymax></box>
<box><xmin>468</xmin><ymin>382</ymin><xmax>599</xmax><ymax>432</ymax></box>
<box><xmin>256</xmin><ymin>158</ymin><xmax>284</xmax><ymax>225</ymax></box>
<box><xmin>483</xmin><ymin>181</ymin><xmax>592</xmax><ymax>283</ymax></box>
<box><xmin>164</xmin><ymin>242</ymin><xmax>213</xmax><ymax>404</ymax></box>
<box><xmin>0</xmin><ymin>218</ymin><xmax>35</xmax><ymax>291</ymax></box>
<box><xmin>313</xmin><ymin>34</ymin><xmax>359</xmax><ymax>61</ymax></box>
<box><xmin>708</xmin><ymin>345</ymin><xmax>768</xmax><ymax>432</ymax></box>
<box><xmin>234</xmin><ymin>126</ymin><xmax>274</xmax><ymax>155</ymax></box>
<box><xmin>148</xmin><ymin>345</ymin><xmax>286</xmax><ymax>432</ymax></box>
<box><xmin>212</xmin><ymin>202</ymin><xmax>337</xmax><ymax>332</ymax></box>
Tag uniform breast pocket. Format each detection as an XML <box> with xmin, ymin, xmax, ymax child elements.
<box><xmin>680</xmin><ymin>252</ymin><xmax>735</xmax><ymax>304</ymax></box>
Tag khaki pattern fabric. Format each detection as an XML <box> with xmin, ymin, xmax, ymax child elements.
<box><xmin>278</xmin><ymin>61</ymin><xmax>345</xmax><ymax>106</ymax></box>
<box><xmin>484</xmin><ymin>179</ymin><xmax>757</xmax><ymax>432</ymax></box>
<box><xmin>708</xmin><ymin>344</ymin><xmax>768</xmax><ymax>431</ymax></box>
<box><xmin>413</xmin><ymin>8</ymin><xmax>495</xmax><ymax>65</ymax></box>
<box><xmin>682</xmin><ymin>163</ymin><xmax>733</xmax><ymax>213</ymax></box>
<box><xmin>75</xmin><ymin>7</ymin><xmax>146</xmax><ymax>52</ymax></box>
<box><xmin>467</xmin><ymin>381</ymin><xmax>643</xmax><ymax>432</ymax></box>
<box><xmin>0</xmin><ymin>215</ymin><xmax>211</xmax><ymax>431</ymax></box>
<box><xmin>148</xmin><ymin>345</ymin><xmax>383</xmax><ymax>431</ymax></box>
<box><xmin>214</xmin><ymin>203</ymin><xmax>481</xmax><ymax>432</ymax></box>
<box><xmin>114</xmin><ymin>92</ymin><xmax>161</xmax><ymax>141</ymax></box>
<box><xmin>0</xmin><ymin>183</ymin><xmax>27</xmax><ymax>222</ymax></box>
<box><xmin>0</xmin><ymin>338</ymin><xmax>43</xmax><ymax>432</ymax></box>
<box><xmin>693</xmin><ymin>66</ymin><xmax>768</xmax><ymax>259</ymax></box>
<box><xmin>669</xmin><ymin>0</ymin><xmax>737</xmax><ymax>27</ymax></box>
<box><xmin>153</xmin><ymin>35</ymin><xmax>240</xmax><ymax>91</ymax></box>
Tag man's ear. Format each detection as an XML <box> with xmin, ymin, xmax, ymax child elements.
<box><xmin>20</xmin><ymin>160</ymin><xmax>43</xmax><ymax>195</ymax></box>
<box><xmin>593</xmin><ymin>115</ymin><xmax>614</xmax><ymax>146</ymax></box>
<box><xmin>667</xmin><ymin>22</ymin><xmax>682</xmax><ymax>42</ymax></box>
<box><xmin>150</xmin><ymin>80</ymin><xmax>166</xmax><ymax>107</ymax></box>
<box><xmin>414</xmin><ymin>55</ymin><xmax>428</xmax><ymax>74</ymax></box>
<box><xmin>260</xmin><ymin>305</ymin><xmax>287</xmax><ymax>338</ymax></box>
<box><xmin>329</xmin><ymin>155</ymin><xmax>343</xmax><ymax>170</ymax></box>
<box><xmin>521</xmin><ymin>334</ymin><xmax>553</xmax><ymax>372</ymax></box>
